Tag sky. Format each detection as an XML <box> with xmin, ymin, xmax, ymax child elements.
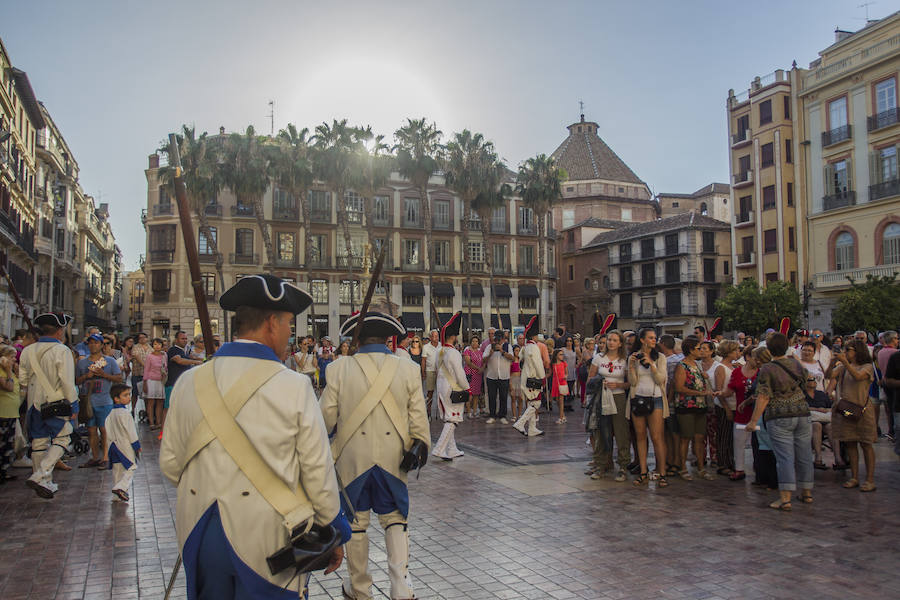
<box><xmin>0</xmin><ymin>0</ymin><xmax>887</xmax><ymax>270</ymax></box>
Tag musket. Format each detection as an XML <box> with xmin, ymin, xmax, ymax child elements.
<box><xmin>0</xmin><ymin>264</ymin><xmax>37</xmax><ymax>335</ymax></box>
<box><xmin>350</xmin><ymin>245</ymin><xmax>387</xmax><ymax>352</ymax></box>
<box><xmin>430</xmin><ymin>300</ymin><xmax>443</xmax><ymax>329</ymax></box>
<box><xmin>168</xmin><ymin>134</ymin><xmax>215</xmax><ymax>356</ymax></box>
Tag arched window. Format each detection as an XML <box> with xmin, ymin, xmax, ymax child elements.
<box><xmin>884</xmin><ymin>223</ymin><xmax>900</xmax><ymax>265</ymax></box>
<box><xmin>700</xmin><ymin>202</ymin><xmax>708</xmax><ymax>216</ymax></box>
<box><xmin>835</xmin><ymin>232</ymin><xmax>855</xmax><ymax>270</ymax></box>
<box><xmin>584</xmin><ymin>278</ymin><xmax>590</xmax><ymax>291</ymax></box>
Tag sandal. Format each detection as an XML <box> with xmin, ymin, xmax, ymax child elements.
<box><xmin>768</xmin><ymin>499</ymin><xmax>792</xmax><ymax>511</ymax></box>
<box><xmin>79</xmin><ymin>459</ymin><xmax>101</xmax><ymax>468</ymax></box>
<box><xmin>860</xmin><ymin>482</ymin><xmax>877</xmax><ymax>493</ymax></box>
<box><xmin>678</xmin><ymin>469</ymin><xmax>693</xmax><ymax>481</ymax></box>
<box><xmin>614</xmin><ymin>469</ymin><xmax>627</xmax><ymax>482</ymax></box>
<box><xmin>729</xmin><ymin>471</ymin><xmax>746</xmax><ymax>481</ymax></box>
<box><xmin>796</xmin><ymin>493</ymin><xmax>813</xmax><ymax>504</ymax></box>
<box><xmin>112</xmin><ymin>489</ymin><xmax>129</xmax><ymax>502</ymax></box>
<box><xmin>698</xmin><ymin>469</ymin><xmax>716</xmax><ymax>481</ymax></box>
<box><xmin>665</xmin><ymin>464</ymin><xmax>680</xmax><ymax>477</ymax></box>
<box><xmin>633</xmin><ymin>472</ymin><xmax>649</xmax><ymax>486</ymax></box>
<box><xmin>716</xmin><ymin>467</ymin><xmax>733</xmax><ymax>476</ymax></box>
<box><xmin>56</xmin><ymin>460</ymin><xmax>72</xmax><ymax>472</ymax></box>
<box><xmin>842</xmin><ymin>478</ymin><xmax>859</xmax><ymax>489</ymax></box>
<box><xmin>813</xmin><ymin>461</ymin><xmax>828</xmax><ymax>470</ymax></box>
<box><xmin>96</xmin><ymin>461</ymin><xmax>109</xmax><ymax>470</ymax></box>
<box><xmin>657</xmin><ymin>475</ymin><xmax>669</xmax><ymax>488</ymax></box>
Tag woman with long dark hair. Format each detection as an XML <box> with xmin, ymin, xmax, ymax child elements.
<box><xmin>626</xmin><ymin>328</ymin><xmax>669</xmax><ymax>487</ymax></box>
<box><xmin>673</xmin><ymin>336</ymin><xmax>715</xmax><ymax>481</ymax></box>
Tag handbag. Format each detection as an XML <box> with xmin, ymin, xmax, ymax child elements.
<box><xmin>40</xmin><ymin>400</ymin><xmax>72</xmax><ymax>420</ymax></box>
<box><xmin>526</xmin><ymin>377</ymin><xmax>543</xmax><ymax>390</ymax></box>
<box><xmin>558</xmin><ymin>382</ymin><xmax>570</xmax><ymax>396</ymax></box>
<box><xmin>601</xmin><ymin>386</ymin><xmax>617</xmax><ymax>416</ymax></box>
<box><xmin>835</xmin><ymin>369</ymin><xmax>869</xmax><ymax>422</ymax></box>
<box><xmin>631</xmin><ymin>395</ymin><xmax>655</xmax><ymax>417</ymax></box>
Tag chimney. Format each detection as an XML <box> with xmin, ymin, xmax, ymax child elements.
<box><xmin>834</xmin><ymin>28</ymin><xmax>853</xmax><ymax>44</ymax></box>
<box><xmin>148</xmin><ymin>154</ymin><xmax>159</xmax><ymax>169</ymax></box>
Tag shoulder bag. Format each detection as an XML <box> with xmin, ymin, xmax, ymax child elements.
<box><xmin>834</xmin><ymin>369</ymin><xmax>869</xmax><ymax>423</ymax></box>
<box><xmin>28</xmin><ymin>347</ymin><xmax>74</xmax><ymax>420</ymax></box>
<box><xmin>439</xmin><ymin>350</ymin><xmax>469</xmax><ymax>403</ymax></box>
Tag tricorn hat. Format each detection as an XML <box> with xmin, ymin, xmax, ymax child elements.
<box><xmin>219</xmin><ymin>275</ymin><xmax>312</xmax><ymax>315</ymax></box>
<box><xmin>340</xmin><ymin>311</ymin><xmax>406</xmax><ymax>340</ymax></box>
<box><xmin>440</xmin><ymin>311</ymin><xmax>462</xmax><ymax>344</ymax></box>
<box><xmin>34</xmin><ymin>312</ymin><xmax>72</xmax><ymax>329</ymax></box>
<box><xmin>524</xmin><ymin>315</ymin><xmax>539</xmax><ymax>339</ymax></box>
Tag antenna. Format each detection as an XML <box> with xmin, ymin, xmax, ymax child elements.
<box><xmin>859</xmin><ymin>2</ymin><xmax>875</xmax><ymax>21</ymax></box>
<box><xmin>268</xmin><ymin>99</ymin><xmax>274</xmax><ymax>136</ymax></box>
<box><xmin>578</xmin><ymin>99</ymin><xmax>584</xmax><ymax>117</ymax></box>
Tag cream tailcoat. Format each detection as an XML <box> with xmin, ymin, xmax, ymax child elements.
<box><xmin>435</xmin><ymin>345</ymin><xmax>468</xmax><ymax>422</ymax></box>
<box><xmin>519</xmin><ymin>341</ymin><xmax>546</xmax><ymax>400</ymax></box>
<box><xmin>159</xmin><ymin>355</ymin><xmax>341</xmax><ymax>590</ymax></box>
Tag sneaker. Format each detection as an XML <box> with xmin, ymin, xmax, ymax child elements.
<box><xmin>11</xmin><ymin>456</ymin><xmax>32</xmax><ymax>468</ymax></box>
<box><xmin>590</xmin><ymin>471</ymin><xmax>606</xmax><ymax>480</ymax></box>
<box><xmin>500</xmin><ymin>418</ymin><xmax>508</xmax><ymax>424</ymax></box>
<box><xmin>555</xmin><ymin>418</ymin><xmax>567</xmax><ymax>424</ymax></box>
<box><xmin>614</xmin><ymin>469</ymin><xmax>627</xmax><ymax>482</ymax></box>
<box><xmin>527</xmin><ymin>429</ymin><xmax>544</xmax><ymax>436</ymax></box>
<box><xmin>485</xmin><ymin>418</ymin><xmax>495</xmax><ymax>424</ymax></box>
<box><xmin>514</xmin><ymin>424</ymin><xmax>527</xmax><ymax>436</ymax></box>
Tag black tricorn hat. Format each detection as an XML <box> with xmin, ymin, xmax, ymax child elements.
<box><xmin>219</xmin><ymin>275</ymin><xmax>312</xmax><ymax>315</ymax></box>
<box><xmin>440</xmin><ymin>311</ymin><xmax>462</xmax><ymax>344</ymax></box>
<box><xmin>34</xmin><ymin>312</ymin><xmax>72</xmax><ymax>329</ymax></box>
<box><xmin>524</xmin><ymin>315</ymin><xmax>539</xmax><ymax>339</ymax></box>
<box><xmin>340</xmin><ymin>311</ymin><xmax>406</xmax><ymax>340</ymax></box>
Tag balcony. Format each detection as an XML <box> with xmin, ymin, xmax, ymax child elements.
<box><xmin>813</xmin><ymin>264</ymin><xmax>900</xmax><ymax>290</ymax></box>
<box><xmin>431</xmin><ymin>218</ymin><xmax>450</xmax><ymax>230</ymax></box>
<box><xmin>518</xmin><ymin>264</ymin><xmax>538</xmax><ymax>276</ymax></box>
<box><xmin>700</xmin><ymin>244</ymin><xmax>718</xmax><ymax>254</ymax></box>
<box><xmin>149</xmin><ymin>250</ymin><xmax>174</xmax><ymax>263</ymax></box>
<box><xmin>153</xmin><ymin>204</ymin><xmax>174</xmax><ymax>216</ymax></box>
<box><xmin>736</xmin><ymin>252</ymin><xmax>757</xmax><ymax>267</ymax></box>
<box><xmin>336</xmin><ymin>256</ymin><xmax>364</xmax><ymax>269</ymax></box>
<box><xmin>868</xmin><ymin>108</ymin><xmax>900</xmax><ymax>132</ymax></box>
<box><xmin>434</xmin><ymin>263</ymin><xmax>452</xmax><ymax>272</ymax></box>
<box><xmin>310</xmin><ymin>208</ymin><xmax>331</xmax><ymax>223</ymax></box>
<box><xmin>469</xmin><ymin>262</ymin><xmax>488</xmax><ymax>273</ymax></box>
<box><xmin>732</xmin><ymin>171</ymin><xmax>753</xmax><ymax>189</ymax></box>
<box><xmin>734</xmin><ymin>211</ymin><xmax>755</xmax><ymax>228</ymax></box>
<box><xmin>517</xmin><ymin>224</ymin><xmax>537</xmax><ymax>236</ymax></box>
<box><xmin>229</xmin><ymin>252</ymin><xmax>259</xmax><ymax>265</ymax></box>
<box><xmin>204</xmin><ymin>203</ymin><xmax>223</xmax><ymax>217</ymax></box>
<box><xmin>273</xmin><ymin>257</ymin><xmax>299</xmax><ymax>269</ymax></box>
<box><xmin>198</xmin><ymin>253</ymin><xmax>217</xmax><ymax>263</ymax></box>
<box><xmin>822</xmin><ymin>190</ymin><xmax>856</xmax><ymax>212</ymax></box>
<box><xmin>307</xmin><ymin>257</ymin><xmax>332</xmax><ymax>269</ymax></box>
<box><xmin>492</xmin><ymin>263</ymin><xmax>513</xmax><ymax>275</ymax></box>
<box><xmin>822</xmin><ymin>124</ymin><xmax>851</xmax><ymax>147</ymax></box>
<box><xmin>231</xmin><ymin>204</ymin><xmax>256</xmax><ymax>218</ymax></box>
<box><xmin>400</xmin><ymin>262</ymin><xmax>424</xmax><ymax>272</ymax></box>
<box><xmin>869</xmin><ymin>179</ymin><xmax>900</xmax><ymax>203</ymax></box>
<box><xmin>731</xmin><ymin>129</ymin><xmax>750</xmax><ymax>147</ymax></box>
<box><xmin>371</xmin><ymin>213</ymin><xmax>392</xmax><ymax>227</ymax></box>
<box><xmin>152</xmin><ymin>290</ymin><xmax>170</xmax><ymax>303</ymax></box>
<box><xmin>490</xmin><ymin>221</ymin><xmax>509</xmax><ymax>234</ymax></box>
<box><xmin>272</xmin><ymin>205</ymin><xmax>299</xmax><ymax>221</ymax></box>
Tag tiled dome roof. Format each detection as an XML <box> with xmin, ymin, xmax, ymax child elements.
<box><xmin>550</xmin><ymin>116</ymin><xmax>643</xmax><ymax>184</ymax></box>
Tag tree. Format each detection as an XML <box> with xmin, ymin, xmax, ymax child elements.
<box><xmin>831</xmin><ymin>274</ymin><xmax>900</xmax><ymax>334</ymax></box>
<box><xmin>474</xmin><ymin>170</ymin><xmax>512</xmax><ymax>332</ymax></box>
<box><xmin>157</xmin><ymin>125</ymin><xmax>228</xmax><ymax>339</ymax></box>
<box><xmin>352</xmin><ymin>127</ymin><xmax>393</xmax><ymax>273</ymax></box>
<box><xmin>394</xmin><ymin>118</ymin><xmax>442</xmax><ymax>327</ymax></box>
<box><xmin>221</xmin><ymin>126</ymin><xmax>275</xmax><ymax>266</ymax></box>
<box><xmin>516</xmin><ymin>154</ymin><xmax>566</xmax><ymax>332</ymax></box>
<box><xmin>715</xmin><ymin>278</ymin><xmax>802</xmax><ymax>335</ymax></box>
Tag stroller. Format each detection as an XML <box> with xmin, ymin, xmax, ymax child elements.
<box><xmin>69</xmin><ymin>424</ymin><xmax>91</xmax><ymax>456</ymax></box>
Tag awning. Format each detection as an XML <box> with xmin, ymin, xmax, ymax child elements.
<box><xmin>490</xmin><ymin>314</ymin><xmax>512</xmax><ymax>330</ymax></box>
<box><xmin>462</xmin><ymin>283</ymin><xmax>484</xmax><ymax>297</ymax></box>
<box><xmin>402</xmin><ymin>281</ymin><xmax>425</xmax><ymax>296</ymax></box>
<box><xmin>432</xmin><ymin>281</ymin><xmax>454</xmax><ymax>297</ymax></box>
<box><xmin>462</xmin><ymin>313</ymin><xmax>484</xmax><ymax>331</ymax></box>
<box><xmin>492</xmin><ymin>283</ymin><xmax>512</xmax><ymax>298</ymax></box>
<box><xmin>518</xmin><ymin>284</ymin><xmax>539</xmax><ymax>298</ymax></box>
<box><xmin>656</xmin><ymin>319</ymin><xmax>687</xmax><ymax>327</ymax></box>
<box><xmin>402</xmin><ymin>312</ymin><xmax>426</xmax><ymax>331</ymax></box>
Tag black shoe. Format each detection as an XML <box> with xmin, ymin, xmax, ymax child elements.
<box><xmin>629</xmin><ymin>463</ymin><xmax>641</xmax><ymax>475</ymax></box>
<box><xmin>626</xmin><ymin>460</ymin><xmax>638</xmax><ymax>471</ymax></box>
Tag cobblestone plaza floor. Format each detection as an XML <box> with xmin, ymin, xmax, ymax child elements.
<box><xmin>0</xmin><ymin>410</ymin><xmax>898</xmax><ymax>599</ymax></box>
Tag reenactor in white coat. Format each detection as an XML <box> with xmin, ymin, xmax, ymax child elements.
<box><xmin>321</xmin><ymin>312</ymin><xmax>430</xmax><ymax>600</ymax></box>
<box><xmin>20</xmin><ymin>312</ymin><xmax>79</xmax><ymax>499</ymax></box>
<box><xmin>513</xmin><ymin>315</ymin><xmax>546</xmax><ymax>436</ymax></box>
<box><xmin>432</xmin><ymin>312</ymin><xmax>469</xmax><ymax>460</ymax></box>
<box><xmin>160</xmin><ymin>275</ymin><xmax>351</xmax><ymax>600</ymax></box>
<box><xmin>393</xmin><ymin>331</ymin><xmax>413</xmax><ymax>360</ymax></box>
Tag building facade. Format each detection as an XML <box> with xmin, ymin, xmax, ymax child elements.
<box><xmin>657</xmin><ymin>183</ymin><xmax>731</xmax><ymax>221</ymax></box>
<box><xmin>123</xmin><ymin>269</ymin><xmax>145</xmax><ymax>335</ymax></box>
<box><xmin>141</xmin><ymin>151</ymin><xmax>558</xmax><ymax>342</ymax></box>
<box><xmin>793</xmin><ymin>13</ymin><xmax>900</xmax><ymax>331</ymax></box>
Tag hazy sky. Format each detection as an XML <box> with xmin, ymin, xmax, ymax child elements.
<box><xmin>0</xmin><ymin>0</ymin><xmax>885</xmax><ymax>270</ymax></box>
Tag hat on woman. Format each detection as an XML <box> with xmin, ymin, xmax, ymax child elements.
<box><xmin>440</xmin><ymin>311</ymin><xmax>462</xmax><ymax>344</ymax></box>
<box><xmin>219</xmin><ymin>274</ymin><xmax>312</xmax><ymax>315</ymax></box>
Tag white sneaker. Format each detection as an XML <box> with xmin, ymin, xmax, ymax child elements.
<box><xmin>500</xmin><ymin>418</ymin><xmax>508</xmax><ymax>424</ymax></box>
<box><xmin>11</xmin><ymin>456</ymin><xmax>32</xmax><ymax>468</ymax></box>
<box><xmin>528</xmin><ymin>429</ymin><xmax>544</xmax><ymax>437</ymax></box>
<box><xmin>513</xmin><ymin>424</ymin><xmax>526</xmax><ymax>436</ymax></box>
<box><xmin>485</xmin><ymin>418</ymin><xmax>495</xmax><ymax>424</ymax></box>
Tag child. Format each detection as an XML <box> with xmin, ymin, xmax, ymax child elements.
<box><xmin>105</xmin><ymin>383</ymin><xmax>140</xmax><ymax>502</ymax></box>
<box><xmin>551</xmin><ymin>349</ymin><xmax>568</xmax><ymax>424</ymax></box>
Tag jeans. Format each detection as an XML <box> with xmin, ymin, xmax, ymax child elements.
<box><xmin>485</xmin><ymin>378</ymin><xmax>509</xmax><ymax>418</ymax></box>
<box><xmin>131</xmin><ymin>375</ymin><xmax>142</xmax><ymax>403</ymax></box>
<box><xmin>766</xmin><ymin>416</ymin><xmax>814</xmax><ymax>491</ymax></box>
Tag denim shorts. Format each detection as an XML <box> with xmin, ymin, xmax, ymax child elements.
<box><xmin>87</xmin><ymin>403</ymin><xmax>113</xmax><ymax>428</ymax></box>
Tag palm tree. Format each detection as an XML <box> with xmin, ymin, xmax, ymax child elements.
<box><xmin>313</xmin><ymin>119</ymin><xmax>364</xmax><ymax>308</ymax></box>
<box><xmin>157</xmin><ymin>125</ymin><xmax>228</xmax><ymax>337</ymax></box>
<box><xmin>516</xmin><ymin>154</ymin><xmax>566</xmax><ymax>331</ymax></box>
<box><xmin>473</xmin><ymin>164</ymin><xmax>512</xmax><ymax>332</ymax></box>
<box><xmin>393</xmin><ymin>118</ymin><xmax>442</xmax><ymax>328</ymax></box>
<box><xmin>353</xmin><ymin>126</ymin><xmax>393</xmax><ymax>270</ymax></box>
<box><xmin>444</xmin><ymin>130</ymin><xmax>497</xmax><ymax>339</ymax></box>
<box><xmin>221</xmin><ymin>125</ymin><xmax>275</xmax><ymax>267</ymax></box>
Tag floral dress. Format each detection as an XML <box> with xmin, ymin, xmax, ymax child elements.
<box><xmin>463</xmin><ymin>347</ymin><xmax>484</xmax><ymax>396</ymax></box>
<box><xmin>675</xmin><ymin>360</ymin><xmax>710</xmax><ymax>412</ymax></box>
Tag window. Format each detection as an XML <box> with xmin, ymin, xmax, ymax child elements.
<box><xmin>344</xmin><ymin>191</ymin><xmax>363</xmax><ymax>224</ymax></box>
<box><xmin>584</xmin><ymin>278</ymin><xmax>590</xmax><ymax>291</ymax></box>
<box><xmin>788</xmin><ymin>227</ymin><xmax>795</xmax><ymax>252</ymax></box>
<box><xmin>493</xmin><ymin>244</ymin><xmax>506</xmax><ymax>269</ymax></box>
<box><xmin>374</xmin><ymin>280</ymin><xmax>389</xmax><ymax>295</ymax></box>
<box><xmin>703</xmin><ymin>258</ymin><xmax>715</xmax><ymax>282</ymax></box>
<box><xmin>739</xmin><ymin>195</ymin><xmax>753</xmax><ymax>219</ymax></box>
<box><xmin>826</xmin><ymin>159</ymin><xmax>852</xmax><ymax>197</ymax></box>
<box><xmin>763</xmin><ymin>185</ymin><xmax>776</xmax><ymax>210</ymax></box>
<box><xmin>309</xmin><ymin>190</ymin><xmax>331</xmax><ymax>213</ymax></box>
<box><xmin>404</xmin><ymin>197</ymin><xmax>420</xmax><ymax>226</ymax></box>
<box><xmin>273</xmin><ymin>188</ymin><xmax>295</xmax><ymax>213</ymax></box>
<box><xmin>783</xmin><ymin>95</ymin><xmax>791</xmax><ymax>120</ymax></box>
<box><xmin>641</xmin><ymin>238</ymin><xmax>654</xmax><ymax>259</ymax></box>
<box><xmin>520</xmin><ymin>245</ymin><xmax>534</xmax><ymax>270</ymax></box>
<box><xmin>702</xmin><ymin>231</ymin><xmax>715</xmax><ymax>252</ymax></box>
<box><xmin>433</xmin><ymin>294</ymin><xmax>452</xmax><ymax>308</ymax></box>
<box><xmin>491</xmin><ymin>206</ymin><xmax>507</xmax><ymax>231</ymax></box>
<box><xmin>467</xmin><ymin>241</ymin><xmax>484</xmax><ymax>264</ymax></box>
<box><xmin>149</xmin><ymin>225</ymin><xmax>175</xmax><ymax>251</ymax></box>
<box><xmin>433</xmin><ymin>240</ymin><xmax>450</xmax><ymax>267</ymax></box>
<box><xmin>876</xmin><ymin>146</ymin><xmax>898</xmax><ymax>183</ymax></box>
<box><xmin>619</xmin><ymin>243</ymin><xmax>632</xmax><ymax>261</ymax></box>
<box><xmin>404</xmin><ymin>239</ymin><xmax>420</xmax><ymax>265</ymax></box>
<box><xmin>339</xmin><ymin>280</ymin><xmax>361</xmax><ymax>304</ymax></box>
<box><xmin>765</xmin><ymin>272</ymin><xmax>778</xmax><ymax>283</ymax></box>
<box><xmin>706</xmin><ymin>288</ymin><xmax>719</xmax><ymax>316</ymax></box>
<box><xmin>665</xmin><ymin>260</ymin><xmax>680</xmax><ymax>283</ymax></box>
<box><xmin>619</xmin><ymin>267</ymin><xmax>632</xmax><ymax>288</ymax></box>
<box><xmin>785</xmin><ymin>139</ymin><xmax>792</xmax><ymax>163</ymax></box>
<box><xmin>309</xmin><ymin>234</ymin><xmax>327</xmax><ymax>264</ymax></box>
<box><xmin>724</xmin><ymin>260</ymin><xmax>729</xmax><ymax>275</ymax></box>
<box><xmin>787</xmin><ymin>183</ymin><xmax>793</xmax><ymax>207</ymax></box>
<box><xmin>875</xmin><ymin>78</ymin><xmax>897</xmax><ymax>115</ymax></box>
<box><xmin>620</xmin><ymin>293</ymin><xmax>633</xmax><ymax>317</ymax></box>
<box><xmin>235</xmin><ymin>228</ymin><xmax>254</xmax><ymax>256</ymax></box>
<box><xmin>699</xmin><ymin>202</ymin><xmax>708</xmax><ymax>216</ymax></box>
<box><xmin>568</xmin><ymin>264</ymin><xmax>574</xmax><ymax>281</ymax></box>
<box><xmin>759</xmin><ymin>99</ymin><xmax>772</xmax><ymax>125</ymax></box>
<box><xmin>665</xmin><ymin>289</ymin><xmax>681</xmax><ymax>315</ymax></box>
<box><xmin>199</xmin><ymin>226</ymin><xmax>217</xmax><ymax>255</ymax></box>
<box><xmin>764</xmin><ymin>229</ymin><xmax>777</xmax><ymax>254</ymax></box>
<box><xmin>738</xmin><ymin>155</ymin><xmax>751</xmax><ymax>180</ymax></box>
<box><xmin>761</xmin><ymin>142</ymin><xmax>774</xmax><ymax>168</ymax></box>
<box><xmin>828</xmin><ymin>96</ymin><xmax>848</xmax><ymax>130</ymax></box>
<box><xmin>835</xmin><ymin>232</ymin><xmax>854</xmax><ymax>270</ymax></box>
<box><xmin>310</xmin><ymin>280</ymin><xmax>328</xmax><ymax>304</ymax></box>
<box><xmin>883</xmin><ymin>223</ymin><xmax>900</xmax><ymax>264</ymax></box>
<box><xmin>665</xmin><ymin>233</ymin><xmax>678</xmax><ymax>255</ymax></box>
<box><xmin>641</xmin><ymin>263</ymin><xmax>655</xmax><ymax>285</ymax></box>
<box><xmin>373</xmin><ymin>195</ymin><xmax>390</xmax><ymax>224</ymax></box>
<box><xmin>736</xmin><ymin>114</ymin><xmax>750</xmax><ymax>138</ymax></box>
<box><xmin>621</xmin><ymin>208</ymin><xmax>632</xmax><ymax>222</ymax></box>
<box><xmin>519</xmin><ymin>206</ymin><xmax>534</xmax><ymax>230</ymax></box>
<box><xmin>277</xmin><ymin>232</ymin><xmax>295</xmax><ymax>262</ymax></box>
<box><xmin>461</xmin><ymin>295</ymin><xmax>481</xmax><ymax>308</ymax></box>
<box><xmin>151</xmin><ymin>269</ymin><xmax>171</xmax><ymax>292</ymax></box>
<box><xmin>520</xmin><ymin>297</ymin><xmax>537</xmax><ymax>310</ymax></box>
<box><xmin>159</xmin><ymin>187</ymin><xmax>171</xmax><ymax>206</ymax></box>
<box><xmin>672</xmin><ymin>201</ymin><xmax>679</xmax><ymax>208</ymax></box>
<box><xmin>202</xmin><ymin>273</ymin><xmax>216</xmax><ymax>298</ymax></box>
<box><xmin>433</xmin><ymin>200</ymin><xmax>450</xmax><ymax>228</ymax></box>
<box><xmin>562</xmin><ymin>209</ymin><xmax>575</xmax><ymax>229</ymax></box>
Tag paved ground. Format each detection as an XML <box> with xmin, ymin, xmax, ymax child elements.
<box><xmin>0</xmin><ymin>406</ymin><xmax>898</xmax><ymax>599</ymax></box>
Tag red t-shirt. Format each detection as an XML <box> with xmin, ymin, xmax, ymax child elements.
<box><xmin>728</xmin><ymin>366</ymin><xmax>757</xmax><ymax>425</ymax></box>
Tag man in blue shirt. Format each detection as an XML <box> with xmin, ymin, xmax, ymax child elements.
<box><xmin>75</xmin><ymin>333</ymin><xmax>123</xmax><ymax>468</ymax></box>
<box><xmin>74</xmin><ymin>327</ymin><xmax>100</xmax><ymax>358</ymax></box>
<box><xmin>164</xmin><ymin>331</ymin><xmax>202</xmax><ymax>429</ymax></box>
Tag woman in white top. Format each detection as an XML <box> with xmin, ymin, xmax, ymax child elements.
<box><xmin>708</xmin><ymin>340</ymin><xmax>739</xmax><ymax>476</ymax></box>
<box><xmin>797</xmin><ymin>341</ymin><xmax>825</xmax><ymax>391</ymax></box>
<box><xmin>626</xmin><ymin>328</ymin><xmax>669</xmax><ymax>487</ymax></box>
<box><xmin>588</xmin><ymin>331</ymin><xmax>630</xmax><ymax>481</ymax></box>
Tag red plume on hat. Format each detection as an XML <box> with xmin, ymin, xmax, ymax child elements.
<box><xmin>440</xmin><ymin>311</ymin><xmax>462</xmax><ymax>345</ymax></box>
